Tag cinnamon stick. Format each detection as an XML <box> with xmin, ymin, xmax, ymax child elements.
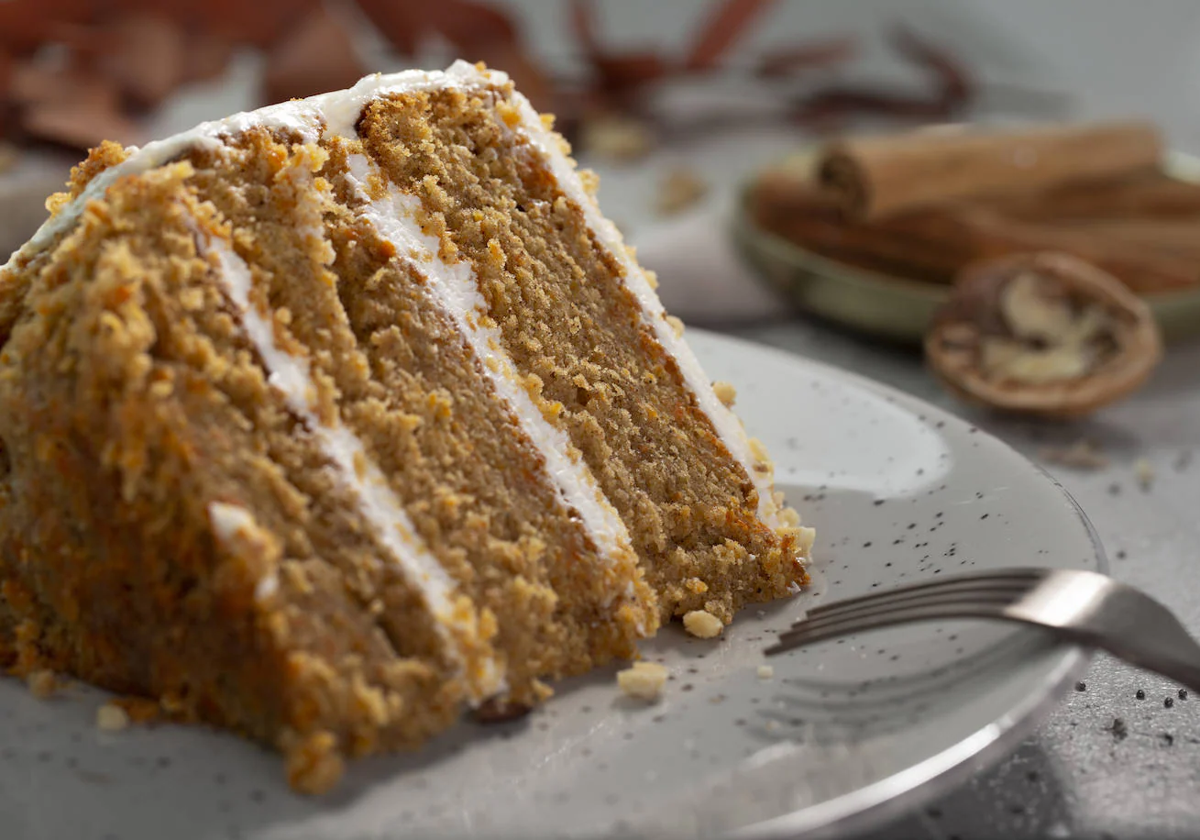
<box><xmin>817</xmin><ymin>121</ymin><xmax>1163</xmax><ymax>220</ymax></box>
<box><xmin>751</xmin><ymin>176</ymin><xmax>1200</xmax><ymax>294</ymax></box>
<box><xmin>990</xmin><ymin>171</ymin><xmax>1200</xmax><ymax>220</ymax></box>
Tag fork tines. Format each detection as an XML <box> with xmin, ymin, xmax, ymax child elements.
<box><xmin>765</xmin><ymin>568</ymin><xmax>1050</xmax><ymax>656</ymax></box>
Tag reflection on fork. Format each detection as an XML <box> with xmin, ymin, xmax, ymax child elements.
<box><xmin>765</xmin><ymin>567</ymin><xmax>1200</xmax><ymax>692</ymax></box>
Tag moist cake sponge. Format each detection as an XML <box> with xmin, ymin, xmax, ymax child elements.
<box><xmin>0</xmin><ymin>61</ymin><xmax>813</xmax><ymax>792</ymax></box>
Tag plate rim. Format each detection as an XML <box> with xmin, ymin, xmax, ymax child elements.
<box><xmin>688</xmin><ymin>328</ymin><xmax>1106</xmax><ymax>840</ymax></box>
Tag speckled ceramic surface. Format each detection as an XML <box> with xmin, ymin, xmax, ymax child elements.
<box><xmin>0</xmin><ymin>330</ymin><xmax>1104</xmax><ymax>840</ymax></box>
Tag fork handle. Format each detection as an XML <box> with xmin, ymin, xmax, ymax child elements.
<box><xmin>1090</xmin><ymin>638</ymin><xmax>1200</xmax><ymax>693</ymax></box>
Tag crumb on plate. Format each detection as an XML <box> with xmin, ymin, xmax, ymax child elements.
<box><xmin>96</xmin><ymin>702</ymin><xmax>130</xmax><ymax>731</ymax></box>
<box><xmin>683</xmin><ymin>609</ymin><xmax>723</xmax><ymax>639</ymax></box>
<box><xmin>1135</xmin><ymin>457</ymin><xmax>1155</xmax><ymax>489</ymax></box>
<box><xmin>617</xmin><ymin>661</ymin><xmax>669</xmax><ymax>702</ymax></box>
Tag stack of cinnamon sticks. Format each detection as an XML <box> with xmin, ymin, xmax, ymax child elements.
<box><xmin>750</xmin><ymin>121</ymin><xmax>1200</xmax><ymax>295</ymax></box>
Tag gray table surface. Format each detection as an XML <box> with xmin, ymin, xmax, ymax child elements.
<box><xmin>720</xmin><ymin>318</ymin><xmax>1200</xmax><ymax>840</ymax></box>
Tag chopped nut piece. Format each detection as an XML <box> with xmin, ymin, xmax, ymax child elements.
<box><xmin>617</xmin><ymin>661</ymin><xmax>669</xmax><ymax>701</ymax></box>
<box><xmin>26</xmin><ymin>669</ymin><xmax>59</xmax><ymax>699</ymax></box>
<box><xmin>580</xmin><ymin>114</ymin><xmax>654</xmax><ymax>162</ymax></box>
<box><xmin>926</xmin><ymin>253</ymin><xmax>1163</xmax><ymax>418</ymax></box>
<box><xmin>656</xmin><ymin>168</ymin><xmax>709</xmax><ymax>216</ymax></box>
<box><xmin>683</xmin><ymin>609</ymin><xmax>724</xmax><ymax>639</ymax></box>
<box><xmin>96</xmin><ymin>702</ymin><xmax>130</xmax><ymax>732</ymax></box>
<box><xmin>1135</xmin><ymin>458</ymin><xmax>1155</xmax><ymax>490</ymax></box>
<box><xmin>757</xmin><ymin>665</ymin><xmax>774</xmax><ymax>680</ymax></box>
<box><xmin>712</xmin><ymin>381</ymin><xmax>737</xmax><ymax>407</ymax></box>
<box><xmin>1038</xmin><ymin>440</ymin><xmax>1109</xmax><ymax>470</ymax></box>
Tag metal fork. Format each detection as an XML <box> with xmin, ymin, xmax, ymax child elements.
<box><xmin>764</xmin><ymin>567</ymin><xmax>1200</xmax><ymax>691</ymax></box>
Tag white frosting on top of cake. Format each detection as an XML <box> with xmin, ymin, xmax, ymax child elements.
<box><xmin>1</xmin><ymin>63</ymin><xmax>482</xmax><ymax>274</ymax></box>
<box><xmin>338</xmin><ymin>151</ymin><xmax>641</xmax><ymax>585</ymax></box>
<box><xmin>193</xmin><ymin>223</ymin><xmax>501</xmax><ymax>698</ymax></box>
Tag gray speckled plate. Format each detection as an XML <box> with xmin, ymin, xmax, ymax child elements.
<box><xmin>0</xmin><ymin>330</ymin><xmax>1103</xmax><ymax>840</ymax></box>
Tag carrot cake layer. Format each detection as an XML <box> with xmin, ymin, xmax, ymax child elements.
<box><xmin>0</xmin><ymin>61</ymin><xmax>812</xmax><ymax>793</ymax></box>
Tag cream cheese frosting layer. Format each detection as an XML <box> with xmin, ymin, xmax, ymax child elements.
<box><xmin>192</xmin><ymin>220</ymin><xmax>502</xmax><ymax>699</ymax></box>
<box><xmin>336</xmin><ymin>152</ymin><xmax>642</xmax><ymax>594</ymax></box>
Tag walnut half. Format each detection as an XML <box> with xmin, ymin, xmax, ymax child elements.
<box><xmin>925</xmin><ymin>252</ymin><xmax>1163</xmax><ymax>418</ymax></box>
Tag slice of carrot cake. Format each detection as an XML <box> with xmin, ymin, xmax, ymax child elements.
<box><xmin>0</xmin><ymin>61</ymin><xmax>813</xmax><ymax>793</ymax></box>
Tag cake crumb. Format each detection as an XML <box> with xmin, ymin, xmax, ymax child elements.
<box><xmin>757</xmin><ymin>665</ymin><xmax>774</xmax><ymax>681</ymax></box>
<box><xmin>656</xmin><ymin>168</ymin><xmax>709</xmax><ymax>216</ymax></box>
<box><xmin>579</xmin><ymin>168</ymin><xmax>601</xmax><ymax>196</ymax></box>
<box><xmin>712</xmin><ymin>381</ymin><xmax>737</xmax><ymax>408</ymax></box>
<box><xmin>683</xmin><ymin>610</ymin><xmax>724</xmax><ymax>639</ymax></box>
<box><xmin>1135</xmin><ymin>458</ymin><xmax>1155</xmax><ymax>490</ymax></box>
<box><xmin>1038</xmin><ymin>440</ymin><xmax>1108</xmax><ymax>470</ymax></box>
<box><xmin>581</xmin><ymin>115</ymin><xmax>653</xmax><ymax>162</ymax></box>
<box><xmin>96</xmin><ymin>702</ymin><xmax>130</xmax><ymax>732</ymax></box>
<box><xmin>26</xmin><ymin>669</ymin><xmax>60</xmax><ymax>699</ymax></box>
<box><xmin>286</xmin><ymin>731</ymin><xmax>345</xmax><ymax>795</ymax></box>
<box><xmin>617</xmin><ymin>661</ymin><xmax>669</xmax><ymax>701</ymax></box>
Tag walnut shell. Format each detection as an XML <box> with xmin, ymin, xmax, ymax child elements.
<box><xmin>925</xmin><ymin>252</ymin><xmax>1163</xmax><ymax>418</ymax></box>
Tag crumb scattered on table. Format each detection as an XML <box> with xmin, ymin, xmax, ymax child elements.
<box><xmin>96</xmin><ymin>702</ymin><xmax>130</xmax><ymax>732</ymax></box>
<box><xmin>656</xmin><ymin>168</ymin><xmax>709</xmax><ymax>216</ymax></box>
<box><xmin>757</xmin><ymin>665</ymin><xmax>774</xmax><ymax>680</ymax></box>
<box><xmin>1038</xmin><ymin>440</ymin><xmax>1109</xmax><ymax>470</ymax></box>
<box><xmin>683</xmin><ymin>609</ymin><xmax>723</xmax><ymax>639</ymax></box>
<box><xmin>617</xmin><ymin>661</ymin><xmax>669</xmax><ymax>701</ymax></box>
<box><xmin>1135</xmin><ymin>458</ymin><xmax>1155</xmax><ymax>490</ymax></box>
